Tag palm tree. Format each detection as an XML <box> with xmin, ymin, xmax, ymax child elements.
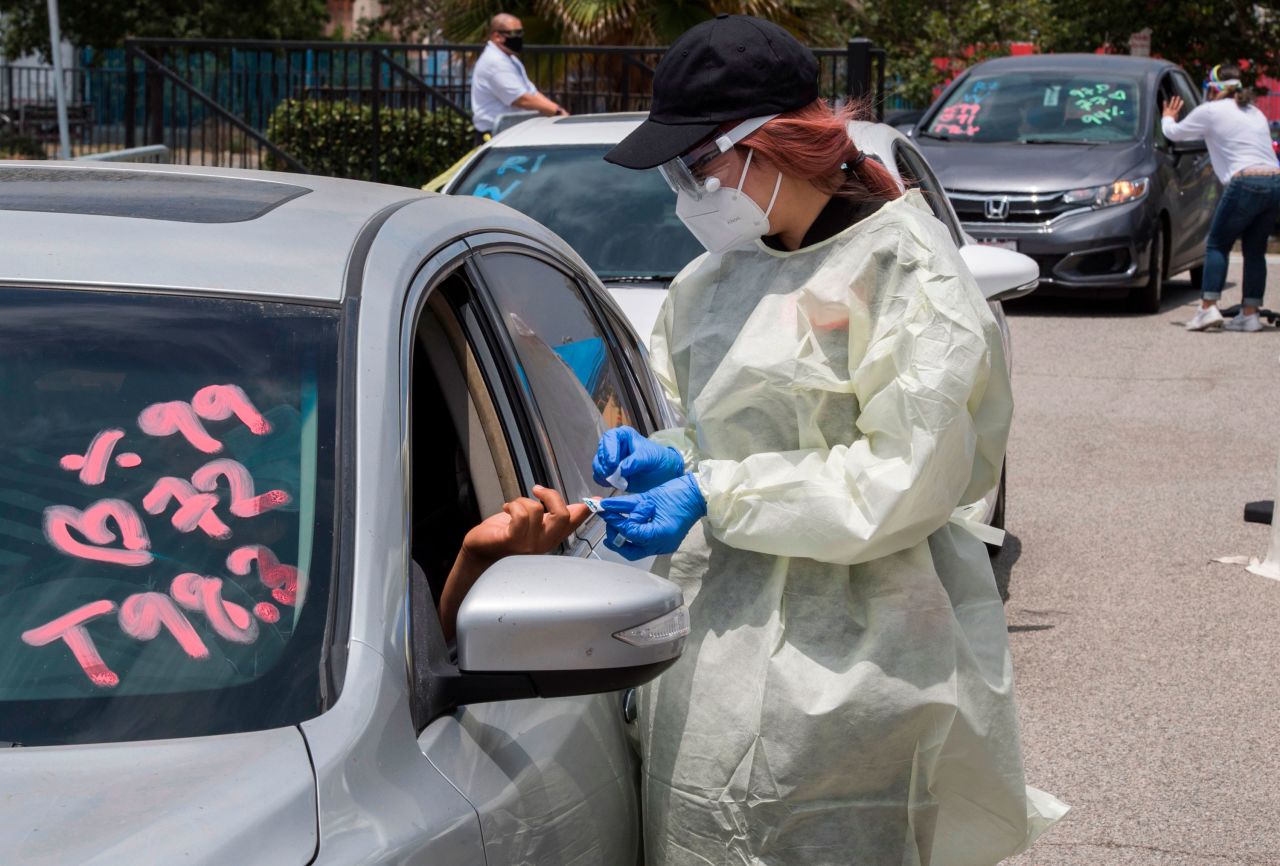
<box><xmin>436</xmin><ymin>0</ymin><xmax>840</xmax><ymax>47</ymax></box>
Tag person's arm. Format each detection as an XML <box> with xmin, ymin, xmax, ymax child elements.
<box><xmin>484</xmin><ymin>58</ymin><xmax>567</xmax><ymax>117</ymax></box>
<box><xmin>438</xmin><ymin>486</ymin><xmax>588</xmax><ymax>643</ymax></box>
<box><xmin>1161</xmin><ymin>96</ymin><xmax>1208</xmax><ymax>142</ymax></box>
<box><xmin>690</xmin><ymin>227</ymin><xmax>1009</xmax><ymax>566</ymax></box>
<box><xmin>512</xmin><ymin>90</ymin><xmax>569</xmax><ymax>116</ymax></box>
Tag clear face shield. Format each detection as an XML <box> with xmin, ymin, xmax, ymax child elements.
<box><xmin>657</xmin><ymin>114</ymin><xmax>779</xmax><ymax>200</ymax></box>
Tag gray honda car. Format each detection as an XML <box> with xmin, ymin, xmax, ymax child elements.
<box><xmin>913</xmin><ymin>53</ymin><xmax>1219</xmax><ymax>312</ymax></box>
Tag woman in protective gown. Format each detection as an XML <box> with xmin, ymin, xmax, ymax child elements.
<box><xmin>592</xmin><ymin>15</ymin><xmax>1067</xmax><ymax>865</ymax></box>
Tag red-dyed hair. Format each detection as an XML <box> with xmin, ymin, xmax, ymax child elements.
<box><xmin>739</xmin><ymin>99</ymin><xmax>901</xmax><ymax>202</ymax></box>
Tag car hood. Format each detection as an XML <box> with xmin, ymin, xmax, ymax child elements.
<box><xmin>0</xmin><ymin>726</ymin><xmax>317</xmax><ymax>865</ymax></box>
<box><xmin>913</xmin><ymin>139</ymin><xmax>1146</xmax><ymax>193</ymax></box>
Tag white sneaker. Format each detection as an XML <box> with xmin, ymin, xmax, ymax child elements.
<box><xmin>1224</xmin><ymin>312</ymin><xmax>1264</xmax><ymax>332</ymax></box>
<box><xmin>1185</xmin><ymin>305</ymin><xmax>1224</xmax><ymax>331</ymax></box>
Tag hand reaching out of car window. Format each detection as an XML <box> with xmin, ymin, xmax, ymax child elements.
<box><xmin>462</xmin><ymin>486</ymin><xmax>589</xmax><ymax>563</ymax></box>
<box><xmin>440</xmin><ymin>486</ymin><xmax>590</xmax><ymax>642</ymax></box>
<box><xmin>1162</xmin><ymin>95</ymin><xmax>1184</xmax><ymax>120</ymax></box>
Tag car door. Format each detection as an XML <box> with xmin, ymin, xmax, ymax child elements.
<box><xmin>405</xmin><ymin>240</ymin><xmax>652</xmax><ymax>866</ymax></box>
<box><xmin>1156</xmin><ymin>70</ymin><xmax>1217</xmax><ymax>271</ymax></box>
<box><xmin>1171</xmin><ymin>69</ymin><xmax>1219</xmax><ymax>265</ymax></box>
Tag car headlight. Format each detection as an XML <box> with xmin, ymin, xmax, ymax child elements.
<box><xmin>1061</xmin><ymin>177</ymin><xmax>1149</xmax><ymax>208</ymax></box>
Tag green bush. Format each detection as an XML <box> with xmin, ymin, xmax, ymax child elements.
<box><xmin>0</xmin><ymin>132</ymin><xmax>46</xmax><ymax>160</ymax></box>
<box><xmin>264</xmin><ymin>99</ymin><xmax>473</xmax><ymax>188</ymax></box>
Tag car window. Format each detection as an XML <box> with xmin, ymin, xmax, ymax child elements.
<box><xmin>925</xmin><ymin>70</ymin><xmax>1143</xmax><ymax>143</ymax></box>
<box><xmin>476</xmin><ymin>251</ymin><xmax>638</xmax><ymax>502</ymax></box>
<box><xmin>1172</xmin><ymin>72</ymin><xmax>1202</xmax><ymax>110</ymax></box>
<box><xmin>600</xmin><ymin>305</ymin><xmax>664</xmax><ymax>431</ymax></box>
<box><xmin>893</xmin><ymin>141</ymin><xmax>965</xmax><ymax>247</ymax></box>
<box><xmin>1155</xmin><ymin>72</ymin><xmax>1201</xmax><ymax>145</ymax></box>
<box><xmin>407</xmin><ymin>276</ymin><xmax>500</xmax><ymax>608</ymax></box>
<box><xmin>453</xmin><ymin>145</ymin><xmax>705</xmax><ymax>280</ymax></box>
<box><xmin>0</xmin><ymin>286</ymin><xmax>338</xmax><ymax>746</ymax></box>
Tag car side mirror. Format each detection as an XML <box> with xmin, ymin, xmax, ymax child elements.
<box><xmin>409</xmin><ymin>555</ymin><xmax>686</xmax><ymax>730</ymax></box>
<box><xmin>1171</xmin><ymin>138</ymin><xmax>1208</xmax><ymax>155</ymax></box>
<box><xmin>959</xmin><ymin>243</ymin><xmax>1040</xmax><ymax>303</ymax></box>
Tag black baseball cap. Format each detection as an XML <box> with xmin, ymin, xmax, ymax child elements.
<box><xmin>604</xmin><ymin>15</ymin><xmax>820</xmax><ymax>170</ymax></box>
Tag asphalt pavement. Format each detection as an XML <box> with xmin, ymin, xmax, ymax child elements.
<box><xmin>1004</xmin><ymin>255</ymin><xmax>1280</xmax><ymax>866</ymax></box>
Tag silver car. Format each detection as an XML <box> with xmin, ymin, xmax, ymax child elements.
<box><xmin>0</xmin><ymin>162</ymin><xmax>687</xmax><ymax>865</ymax></box>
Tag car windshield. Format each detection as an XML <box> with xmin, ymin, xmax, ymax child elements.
<box><xmin>0</xmin><ymin>287</ymin><xmax>338</xmax><ymax>745</ymax></box>
<box><xmin>924</xmin><ymin>70</ymin><xmax>1143</xmax><ymax>143</ymax></box>
<box><xmin>456</xmin><ymin>144</ymin><xmax>705</xmax><ymax>280</ymax></box>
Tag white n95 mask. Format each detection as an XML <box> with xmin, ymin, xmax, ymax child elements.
<box><xmin>675</xmin><ymin>148</ymin><xmax>783</xmax><ymax>254</ymax></box>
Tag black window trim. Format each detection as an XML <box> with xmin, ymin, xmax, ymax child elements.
<box><xmin>893</xmin><ymin>139</ymin><xmax>967</xmax><ymax>248</ymax></box>
<box><xmin>400</xmin><ymin>241</ymin><xmax>549</xmax><ymax>728</ymax></box>
<box><xmin>463</xmin><ymin>234</ymin><xmax>653</xmax><ymax>540</ymax></box>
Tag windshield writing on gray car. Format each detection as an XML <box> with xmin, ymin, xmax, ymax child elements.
<box><xmin>930</xmin><ymin>72</ymin><xmax>1142</xmax><ymax>143</ymax></box>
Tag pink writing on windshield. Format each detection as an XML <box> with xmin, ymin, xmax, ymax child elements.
<box><xmin>192</xmin><ymin>459</ymin><xmax>291</xmax><ymax>518</ymax></box>
<box><xmin>227</xmin><ymin>545</ymin><xmax>299</xmax><ymax>606</ymax></box>
<box><xmin>119</xmin><ymin>592</ymin><xmax>210</xmax><ymax>659</ymax></box>
<box><xmin>28</xmin><ymin>381</ymin><xmax>295</xmax><ymax>689</ymax></box>
<box><xmin>138</xmin><ymin>401</ymin><xmax>223</xmax><ymax>453</ymax></box>
<box><xmin>43</xmin><ymin>500</ymin><xmax>153</xmax><ymax>566</ymax></box>
<box><xmin>171</xmin><ymin>573</ymin><xmax>259</xmax><ymax>644</ymax></box>
<box><xmin>60</xmin><ymin>428</ymin><xmax>142</xmax><ymax>485</ymax></box>
<box><xmin>138</xmin><ymin>384</ymin><xmax>273</xmax><ymax>454</ymax></box>
<box><xmin>143</xmin><ymin>477</ymin><xmax>232</xmax><ymax>539</ymax></box>
<box><xmin>191</xmin><ymin>385</ymin><xmax>272</xmax><ymax>435</ymax></box>
<box><xmin>22</xmin><ymin>600</ymin><xmax>121</xmax><ymax>688</ymax></box>
<box><xmin>932</xmin><ymin>103</ymin><xmax>982</xmax><ymax>137</ymax></box>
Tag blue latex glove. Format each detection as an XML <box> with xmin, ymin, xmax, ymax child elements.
<box><xmin>599</xmin><ymin>474</ymin><xmax>707</xmax><ymax>561</ymax></box>
<box><xmin>592</xmin><ymin>426</ymin><xmax>685</xmax><ymax>493</ymax></box>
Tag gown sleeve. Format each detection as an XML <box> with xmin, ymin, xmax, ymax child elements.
<box><xmin>692</xmin><ymin>227</ymin><xmax>1007</xmax><ymax>566</ymax></box>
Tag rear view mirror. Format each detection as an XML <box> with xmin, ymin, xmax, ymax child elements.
<box><xmin>1171</xmin><ymin>139</ymin><xmax>1208</xmax><ymax>155</ymax></box>
<box><xmin>457</xmin><ymin>555</ymin><xmax>686</xmax><ymax>693</ymax></box>
<box><xmin>959</xmin><ymin>243</ymin><xmax>1040</xmax><ymax>303</ymax></box>
<box><xmin>410</xmin><ymin>555</ymin><xmax>686</xmax><ymax>730</ymax></box>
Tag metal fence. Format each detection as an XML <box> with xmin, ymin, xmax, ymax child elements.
<box><xmin>3</xmin><ymin>37</ymin><xmax>892</xmax><ymax>182</ymax></box>
<box><xmin>0</xmin><ymin>62</ymin><xmax>129</xmax><ymax>155</ymax></box>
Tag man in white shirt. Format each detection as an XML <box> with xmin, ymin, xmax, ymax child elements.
<box><xmin>1163</xmin><ymin>63</ymin><xmax>1280</xmax><ymax>332</ymax></box>
<box><xmin>470</xmin><ymin>14</ymin><xmax>568</xmax><ymax>142</ymax></box>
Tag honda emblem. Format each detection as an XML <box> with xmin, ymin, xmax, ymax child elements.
<box><xmin>984</xmin><ymin>197</ymin><xmax>1010</xmax><ymax>220</ymax></box>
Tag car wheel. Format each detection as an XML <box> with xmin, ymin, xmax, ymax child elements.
<box><xmin>987</xmin><ymin>462</ymin><xmax>1006</xmax><ymax>558</ymax></box>
<box><xmin>1129</xmin><ymin>225</ymin><xmax>1165</xmax><ymax>314</ymax></box>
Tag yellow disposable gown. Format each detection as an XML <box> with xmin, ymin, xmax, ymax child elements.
<box><xmin>639</xmin><ymin>191</ymin><xmax>1067</xmax><ymax>865</ymax></box>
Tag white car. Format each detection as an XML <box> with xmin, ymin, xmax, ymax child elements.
<box><xmin>443</xmin><ymin>113</ymin><xmax>1038</xmax><ymax>542</ymax></box>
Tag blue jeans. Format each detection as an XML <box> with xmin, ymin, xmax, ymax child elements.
<box><xmin>1202</xmin><ymin>173</ymin><xmax>1280</xmax><ymax>306</ymax></box>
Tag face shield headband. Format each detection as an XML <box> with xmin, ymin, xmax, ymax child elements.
<box><xmin>1210</xmin><ymin>64</ymin><xmax>1242</xmax><ymax>93</ymax></box>
<box><xmin>657</xmin><ymin>114</ymin><xmax>779</xmax><ymax>200</ymax></box>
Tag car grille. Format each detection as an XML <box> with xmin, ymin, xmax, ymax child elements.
<box><xmin>947</xmin><ymin>190</ymin><xmax>1083</xmax><ymax>225</ymax></box>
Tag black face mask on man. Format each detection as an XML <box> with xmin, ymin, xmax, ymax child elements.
<box><xmin>502</xmin><ymin>33</ymin><xmax>524</xmax><ymax>53</ymax></box>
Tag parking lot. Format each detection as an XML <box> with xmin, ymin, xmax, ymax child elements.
<box><xmin>1004</xmin><ymin>257</ymin><xmax>1280</xmax><ymax>865</ymax></box>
